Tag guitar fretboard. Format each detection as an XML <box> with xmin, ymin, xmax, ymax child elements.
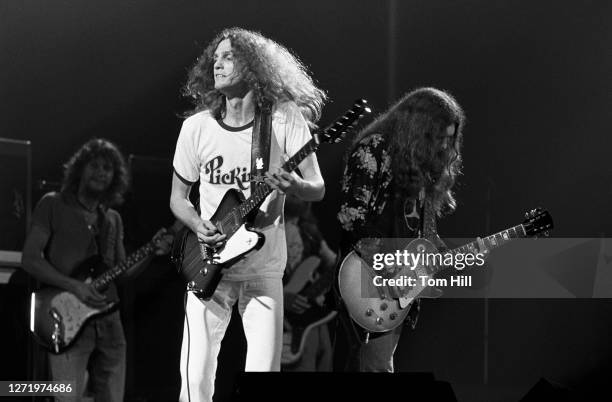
<box><xmin>91</xmin><ymin>241</ymin><xmax>156</xmax><ymax>291</ymax></box>
<box><xmin>221</xmin><ymin>139</ymin><xmax>319</xmax><ymax>228</ymax></box>
<box><xmin>431</xmin><ymin>224</ymin><xmax>526</xmax><ymax>275</ymax></box>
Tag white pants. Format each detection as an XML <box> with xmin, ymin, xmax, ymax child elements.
<box><xmin>179</xmin><ymin>277</ymin><xmax>283</xmax><ymax>402</ymax></box>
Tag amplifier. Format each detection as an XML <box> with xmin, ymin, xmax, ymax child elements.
<box><xmin>0</xmin><ymin>138</ymin><xmax>32</xmax><ymax>254</ymax></box>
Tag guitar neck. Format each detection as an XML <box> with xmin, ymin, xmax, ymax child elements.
<box><xmin>91</xmin><ymin>240</ymin><xmax>156</xmax><ymax>291</ymax></box>
<box><xmin>234</xmin><ymin>139</ymin><xmax>319</xmax><ymax>220</ymax></box>
<box><xmin>431</xmin><ymin>223</ymin><xmax>526</xmax><ymax>275</ymax></box>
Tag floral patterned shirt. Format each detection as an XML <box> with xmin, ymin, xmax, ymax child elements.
<box><xmin>338</xmin><ymin>133</ymin><xmax>392</xmax><ymax>231</ymax></box>
<box><xmin>337</xmin><ymin>134</ymin><xmax>416</xmax><ymax>252</ymax></box>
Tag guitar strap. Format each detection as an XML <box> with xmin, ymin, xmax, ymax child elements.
<box><xmin>249</xmin><ymin>103</ymin><xmax>273</xmax><ymax>221</ymax></box>
<box><xmin>391</xmin><ymin>189</ymin><xmax>437</xmax><ymax>328</ymax></box>
<box><xmin>92</xmin><ymin>206</ymin><xmax>105</xmax><ymax>273</ymax></box>
<box><xmin>421</xmin><ymin>193</ymin><xmax>436</xmax><ymax>239</ymax></box>
<box><xmin>250</xmin><ymin>103</ymin><xmax>273</xmax><ymax>184</ymax></box>
<box><xmin>421</xmin><ymin>192</ymin><xmax>446</xmax><ymax>250</ymax></box>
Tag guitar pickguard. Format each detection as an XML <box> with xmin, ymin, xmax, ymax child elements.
<box><xmin>51</xmin><ymin>291</ymin><xmax>102</xmax><ymax>345</ymax></box>
<box><xmin>209</xmin><ymin>224</ymin><xmax>263</xmax><ymax>264</ymax></box>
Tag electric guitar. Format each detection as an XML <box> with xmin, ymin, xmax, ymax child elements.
<box><xmin>30</xmin><ymin>222</ymin><xmax>180</xmax><ymax>353</ymax></box>
<box><xmin>281</xmin><ymin>256</ymin><xmax>337</xmax><ymax>365</ymax></box>
<box><xmin>338</xmin><ymin>208</ymin><xmax>553</xmax><ymax>333</ymax></box>
<box><xmin>174</xmin><ymin>99</ymin><xmax>371</xmax><ymax>300</ymax></box>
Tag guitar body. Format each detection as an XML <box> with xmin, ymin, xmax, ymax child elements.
<box><xmin>30</xmin><ymin>256</ymin><xmax>117</xmax><ymax>353</ymax></box>
<box><xmin>338</xmin><ymin>238</ymin><xmax>442</xmax><ymax>333</ymax></box>
<box><xmin>281</xmin><ymin>256</ymin><xmax>337</xmax><ymax>365</ymax></box>
<box><xmin>177</xmin><ymin>188</ymin><xmax>265</xmax><ymax>299</ymax></box>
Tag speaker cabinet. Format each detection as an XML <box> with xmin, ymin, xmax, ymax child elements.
<box><xmin>0</xmin><ymin>138</ymin><xmax>31</xmax><ymax>254</ymax></box>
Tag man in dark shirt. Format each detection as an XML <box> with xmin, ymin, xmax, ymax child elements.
<box><xmin>22</xmin><ymin>138</ymin><xmax>171</xmax><ymax>401</ymax></box>
<box><xmin>335</xmin><ymin>87</ymin><xmax>470</xmax><ymax>372</ymax></box>
<box><xmin>282</xmin><ymin>194</ymin><xmax>337</xmax><ymax>371</ymax></box>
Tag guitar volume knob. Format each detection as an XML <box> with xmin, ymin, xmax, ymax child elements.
<box><xmin>390</xmin><ymin>313</ymin><xmax>397</xmax><ymax>320</ymax></box>
<box><xmin>365</xmin><ymin>308</ymin><xmax>374</xmax><ymax>316</ymax></box>
<box><xmin>376</xmin><ymin>317</ymin><xmax>384</xmax><ymax>325</ymax></box>
<box><xmin>200</xmin><ymin>268</ymin><xmax>208</xmax><ymax>276</ymax></box>
<box><xmin>380</xmin><ymin>303</ymin><xmax>388</xmax><ymax>311</ymax></box>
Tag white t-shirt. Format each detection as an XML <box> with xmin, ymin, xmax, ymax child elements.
<box><xmin>173</xmin><ymin>101</ymin><xmax>317</xmax><ymax>280</ymax></box>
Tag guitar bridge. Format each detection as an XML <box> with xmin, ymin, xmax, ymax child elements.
<box><xmin>202</xmin><ymin>246</ymin><xmax>219</xmax><ymax>264</ymax></box>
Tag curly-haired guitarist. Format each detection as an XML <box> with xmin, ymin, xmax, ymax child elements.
<box><xmin>22</xmin><ymin>138</ymin><xmax>171</xmax><ymax>401</ymax></box>
<box><xmin>170</xmin><ymin>28</ymin><xmax>326</xmax><ymax>401</ymax></box>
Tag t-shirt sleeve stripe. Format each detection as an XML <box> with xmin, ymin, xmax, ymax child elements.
<box><xmin>172</xmin><ymin>117</ymin><xmax>200</xmax><ymax>183</ymax></box>
<box><xmin>173</xmin><ymin>168</ymin><xmax>196</xmax><ymax>185</ymax></box>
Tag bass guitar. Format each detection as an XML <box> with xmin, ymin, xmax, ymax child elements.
<box><xmin>174</xmin><ymin>100</ymin><xmax>371</xmax><ymax>300</ymax></box>
<box><xmin>338</xmin><ymin>208</ymin><xmax>553</xmax><ymax>333</ymax></box>
<box><xmin>30</xmin><ymin>222</ymin><xmax>180</xmax><ymax>353</ymax></box>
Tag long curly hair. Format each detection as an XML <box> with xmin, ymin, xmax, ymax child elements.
<box><xmin>61</xmin><ymin>138</ymin><xmax>130</xmax><ymax>206</ymax></box>
<box><xmin>353</xmin><ymin>87</ymin><xmax>465</xmax><ymax>215</ymax></box>
<box><xmin>183</xmin><ymin>27</ymin><xmax>327</xmax><ymax>125</ymax></box>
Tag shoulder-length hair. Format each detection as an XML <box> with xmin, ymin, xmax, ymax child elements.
<box><xmin>61</xmin><ymin>138</ymin><xmax>130</xmax><ymax>206</ymax></box>
<box><xmin>353</xmin><ymin>87</ymin><xmax>466</xmax><ymax>215</ymax></box>
<box><xmin>183</xmin><ymin>27</ymin><xmax>327</xmax><ymax>125</ymax></box>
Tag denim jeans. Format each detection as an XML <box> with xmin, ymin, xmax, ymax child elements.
<box><xmin>334</xmin><ymin>301</ymin><xmax>403</xmax><ymax>372</ymax></box>
<box><xmin>47</xmin><ymin>310</ymin><xmax>126</xmax><ymax>402</ymax></box>
<box><xmin>179</xmin><ymin>276</ymin><xmax>283</xmax><ymax>402</ymax></box>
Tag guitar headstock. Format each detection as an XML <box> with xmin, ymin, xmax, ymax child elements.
<box><xmin>522</xmin><ymin>208</ymin><xmax>554</xmax><ymax>237</ymax></box>
<box><xmin>315</xmin><ymin>99</ymin><xmax>371</xmax><ymax>144</ymax></box>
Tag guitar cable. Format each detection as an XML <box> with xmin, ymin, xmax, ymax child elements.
<box><xmin>183</xmin><ymin>291</ymin><xmax>192</xmax><ymax>402</ymax></box>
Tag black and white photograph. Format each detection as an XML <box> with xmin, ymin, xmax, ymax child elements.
<box><xmin>1</xmin><ymin>1</ymin><xmax>610</xmax><ymax>401</ymax></box>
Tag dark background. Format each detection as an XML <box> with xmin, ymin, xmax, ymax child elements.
<box><xmin>1</xmin><ymin>0</ymin><xmax>611</xmax><ymax>400</ymax></box>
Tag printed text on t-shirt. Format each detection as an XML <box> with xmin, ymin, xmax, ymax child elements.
<box><xmin>204</xmin><ymin>155</ymin><xmax>250</xmax><ymax>190</ymax></box>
